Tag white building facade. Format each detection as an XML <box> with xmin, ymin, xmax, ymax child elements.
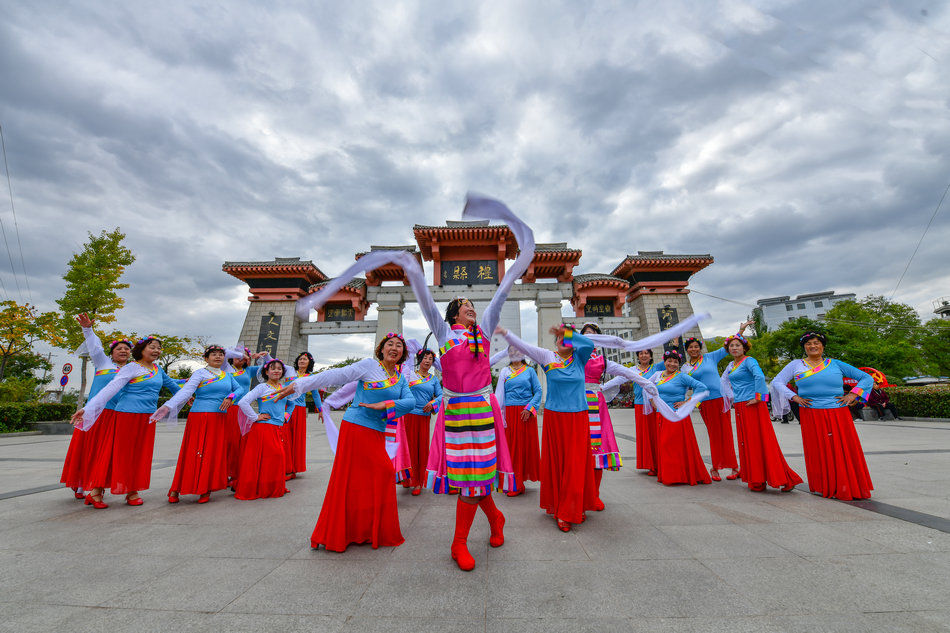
<box><xmin>756</xmin><ymin>291</ymin><xmax>856</xmax><ymax>332</ymax></box>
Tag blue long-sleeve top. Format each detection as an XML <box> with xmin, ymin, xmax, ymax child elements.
<box><xmin>683</xmin><ymin>348</ymin><xmax>728</xmax><ymax>400</ymax></box>
<box><xmin>238</xmin><ymin>382</ymin><xmax>294</xmax><ymax>427</ymax></box>
<box><xmin>160</xmin><ymin>367</ymin><xmax>245</xmax><ymax>418</ymax></box>
<box><xmin>771</xmin><ymin>359</ymin><xmax>873</xmax><ymax>410</ymax></box>
<box><xmin>501</xmin><ymin>365</ymin><xmax>543</xmax><ymax>413</ymax></box>
<box><xmin>406</xmin><ymin>372</ymin><xmax>443</xmax><ymax>416</ymax></box>
<box><xmin>285</xmin><ymin>373</ymin><xmax>323</xmax><ymax>409</ymax></box>
<box><xmin>633</xmin><ymin>363</ymin><xmax>666</xmax><ymax>405</ymax></box>
<box><xmin>289</xmin><ymin>358</ymin><xmax>416</xmax><ymax>433</ymax></box>
<box><xmin>724</xmin><ymin>357</ymin><xmax>769</xmax><ymax>403</ymax></box>
<box><xmin>82</xmin><ymin>362</ymin><xmax>182</xmax><ymax>426</ymax></box>
<box><xmin>225</xmin><ymin>364</ymin><xmax>262</xmax><ymax>397</ymax></box>
<box><xmin>654</xmin><ymin>371</ymin><xmax>707</xmax><ymax>407</ymax></box>
<box><xmin>503</xmin><ymin>329</ymin><xmax>595</xmax><ymax>413</ymax></box>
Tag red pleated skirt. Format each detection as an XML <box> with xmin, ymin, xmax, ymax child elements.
<box><xmin>402</xmin><ymin>413</ymin><xmax>431</xmax><ymax>487</ymax></box>
<box><xmin>83</xmin><ymin>409</ymin><xmax>118</xmax><ymax>491</ymax></box>
<box><xmin>61</xmin><ymin>427</ymin><xmax>88</xmax><ymax>489</ymax></box>
<box><xmin>656</xmin><ymin>414</ymin><xmax>712</xmax><ymax>486</ymax></box>
<box><xmin>287</xmin><ymin>405</ymin><xmax>307</xmax><ymax>474</ymax></box>
<box><xmin>634</xmin><ymin>404</ymin><xmax>658</xmax><ymax>471</ymax></box>
<box><xmin>234</xmin><ymin>423</ymin><xmax>288</xmax><ymax>500</ymax></box>
<box><xmin>281</xmin><ymin>423</ymin><xmax>294</xmax><ymax>475</ymax></box>
<box><xmin>698</xmin><ymin>398</ymin><xmax>738</xmax><ymax>470</ymax></box>
<box><xmin>539</xmin><ymin>409</ymin><xmax>597</xmax><ymax>525</ymax></box>
<box><xmin>224</xmin><ymin>405</ymin><xmax>243</xmax><ymax>481</ymax></box>
<box><xmin>734</xmin><ymin>402</ymin><xmax>802</xmax><ymax>490</ymax></box>
<box><xmin>109</xmin><ymin>411</ymin><xmax>156</xmax><ymax>495</ymax></box>
<box><xmin>169</xmin><ymin>411</ymin><xmax>229</xmax><ymax>495</ymax></box>
<box><xmin>505</xmin><ymin>405</ymin><xmax>541</xmax><ymax>487</ymax></box>
<box><xmin>311</xmin><ymin>421</ymin><xmax>405</xmax><ymax>552</ymax></box>
<box><xmin>799</xmin><ymin>407</ymin><xmax>873</xmax><ymax>500</ymax></box>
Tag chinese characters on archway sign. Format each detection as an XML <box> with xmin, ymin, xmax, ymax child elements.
<box><xmin>325</xmin><ymin>305</ymin><xmax>356</xmax><ymax>322</ymax></box>
<box><xmin>440</xmin><ymin>260</ymin><xmax>498</xmax><ymax>286</ymax></box>
<box><xmin>256</xmin><ymin>315</ymin><xmax>282</xmax><ymax>356</ymax></box>
<box><xmin>584</xmin><ymin>300</ymin><xmax>614</xmax><ymax>317</ymax></box>
<box><xmin>657</xmin><ymin>306</ymin><xmax>683</xmax><ymax>354</ymax></box>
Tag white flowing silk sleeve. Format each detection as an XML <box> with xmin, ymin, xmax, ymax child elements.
<box><xmin>224</xmin><ymin>345</ymin><xmax>245</xmax><ymax>361</ymax></box>
<box><xmin>769</xmin><ymin>361</ymin><xmax>801</xmax><ymax>417</ymax></box>
<box><xmin>489</xmin><ymin>348</ymin><xmax>509</xmax><ymax>367</ymax></box>
<box><xmin>81</xmin><ymin>327</ymin><xmax>113</xmax><ymax>370</ymax></box>
<box><xmin>291</xmin><ymin>358</ymin><xmax>377</xmax><ymax>396</ymax></box>
<box><xmin>81</xmin><ymin>363</ymin><xmax>140</xmax><ymax>431</ymax></box>
<box><xmin>604</xmin><ymin>360</ymin><xmax>659</xmax><ymax>399</ymax></box>
<box><xmin>319</xmin><ymin>381</ymin><xmax>357</xmax><ymax>454</ymax></box>
<box><xmin>495</xmin><ymin>366</ymin><xmax>510</xmax><ymax>426</ymax></box>
<box><xmin>237</xmin><ymin>384</ymin><xmax>264</xmax><ymax>421</ymax></box>
<box><xmin>152</xmin><ymin>369</ymin><xmax>205</xmax><ymax>422</ymax></box>
<box><xmin>641</xmin><ymin>373</ymin><xmax>708</xmax><ymax>421</ymax></box>
<box><xmin>502</xmin><ymin>331</ymin><xmax>556</xmax><ymax>367</ymax></box>
<box><xmin>601</xmin><ymin>375</ymin><xmax>626</xmax><ymax>402</ymax></box>
<box><xmin>462</xmin><ymin>195</ymin><xmax>536</xmax><ymax>335</ymax></box>
<box><xmin>585</xmin><ymin>313</ymin><xmax>710</xmax><ymax>353</ymax></box>
<box><xmin>719</xmin><ymin>363</ymin><xmax>735</xmax><ymax>410</ymax></box>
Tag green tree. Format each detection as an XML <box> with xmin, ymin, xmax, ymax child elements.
<box><xmin>55</xmin><ymin>228</ymin><xmax>135</xmax><ymax>407</ymax></box>
<box><xmin>2</xmin><ymin>352</ymin><xmax>53</xmax><ymax>381</ymax></box>
<box><xmin>920</xmin><ymin>318</ymin><xmax>950</xmax><ymax>377</ymax></box>
<box><xmin>0</xmin><ymin>301</ymin><xmax>64</xmax><ymax>382</ymax></box>
<box><xmin>820</xmin><ymin>296</ymin><xmax>925</xmax><ymax>382</ymax></box>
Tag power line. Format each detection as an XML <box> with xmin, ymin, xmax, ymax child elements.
<box><xmin>890</xmin><ymin>177</ymin><xmax>949</xmax><ymax>300</ymax></box>
<box><xmin>689</xmin><ymin>289</ymin><xmax>757</xmax><ymax>309</ymax></box>
<box><xmin>0</xmin><ymin>123</ymin><xmax>30</xmax><ymax>302</ymax></box>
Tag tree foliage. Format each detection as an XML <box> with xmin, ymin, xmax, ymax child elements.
<box><xmin>0</xmin><ymin>301</ymin><xmax>64</xmax><ymax>381</ymax></box>
<box><xmin>55</xmin><ymin>228</ymin><xmax>135</xmax><ymax>350</ymax></box>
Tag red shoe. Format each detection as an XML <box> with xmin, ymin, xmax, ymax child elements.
<box><xmin>197</xmin><ymin>493</ymin><xmax>211</xmax><ymax>504</ymax></box>
<box><xmin>749</xmin><ymin>483</ymin><xmax>766</xmax><ymax>492</ymax></box>
<box><xmin>647</xmin><ymin>469</ymin><xmax>657</xmax><ymax>476</ymax></box>
<box><xmin>411</xmin><ymin>488</ymin><xmax>422</xmax><ymax>496</ymax></box>
<box><xmin>167</xmin><ymin>492</ymin><xmax>180</xmax><ymax>504</ymax></box>
<box><xmin>726</xmin><ymin>471</ymin><xmax>740</xmax><ymax>480</ymax></box>
<box><xmin>557</xmin><ymin>519</ymin><xmax>571</xmax><ymax>532</ymax></box>
<box><xmin>506</xmin><ymin>489</ymin><xmax>522</xmax><ymax>497</ymax></box>
<box><xmin>84</xmin><ymin>493</ymin><xmax>108</xmax><ymax>509</ymax></box>
<box><xmin>451</xmin><ymin>541</ymin><xmax>475</xmax><ymax>571</ymax></box>
<box><xmin>488</xmin><ymin>512</ymin><xmax>505</xmax><ymax>548</ymax></box>
<box><xmin>781</xmin><ymin>483</ymin><xmax>796</xmax><ymax>492</ymax></box>
<box><xmin>125</xmin><ymin>494</ymin><xmax>144</xmax><ymax>506</ymax></box>
<box><xmin>710</xmin><ymin>471</ymin><xmax>722</xmax><ymax>482</ymax></box>
<box><xmin>592</xmin><ymin>498</ymin><xmax>605</xmax><ymax>511</ymax></box>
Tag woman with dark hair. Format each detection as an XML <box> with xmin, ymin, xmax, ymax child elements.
<box><xmin>400</xmin><ymin>337</ymin><xmax>443</xmax><ymax>496</ymax></box>
<box><xmin>682</xmin><ymin>320</ymin><xmax>751</xmax><ymax>482</ymax></box>
<box><xmin>494</xmin><ymin>348</ymin><xmax>542</xmax><ymax>497</ymax></box>
<box><xmin>720</xmin><ymin>335</ymin><xmax>801</xmax><ymax>493</ymax></box>
<box><xmin>646</xmin><ymin>349</ymin><xmax>712</xmax><ymax>486</ymax></box>
<box><xmin>633</xmin><ymin>349</ymin><xmax>665</xmax><ymax>475</ymax></box>
<box><xmin>770</xmin><ymin>333</ymin><xmax>874</xmax><ymax>500</ymax></box>
<box><xmin>61</xmin><ymin>314</ymin><xmax>132</xmax><ymax>500</ymax></box>
<box><xmin>235</xmin><ymin>359</ymin><xmax>294</xmax><ymax>500</ymax></box>
<box><xmin>152</xmin><ymin>345</ymin><xmax>244</xmax><ymax>504</ymax></box>
<box><xmin>282</xmin><ymin>351</ymin><xmax>322</xmax><ymax>480</ymax></box>
<box><xmin>223</xmin><ymin>346</ymin><xmax>267</xmax><ymax>484</ymax></box>
<box><xmin>276</xmin><ymin>333</ymin><xmax>416</xmax><ymax>551</ymax></box>
<box><xmin>71</xmin><ymin>335</ymin><xmax>181</xmax><ymax>507</ymax></box>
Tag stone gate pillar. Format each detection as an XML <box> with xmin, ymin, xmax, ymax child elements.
<box><xmin>374</xmin><ymin>293</ymin><xmax>405</xmax><ymax>345</ymax></box>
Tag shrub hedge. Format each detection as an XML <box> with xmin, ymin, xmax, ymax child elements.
<box><xmin>0</xmin><ymin>403</ymin><xmax>75</xmax><ymax>432</ymax></box>
<box><xmin>884</xmin><ymin>385</ymin><xmax>950</xmax><ymax>419</ymax></box>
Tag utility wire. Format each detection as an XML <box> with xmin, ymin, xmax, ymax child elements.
<box><xmin>890</xmin><ymin>177</ymin><xmax>949</xmax><ymax>300</ymax></box>
<box><xmin>0</xmin><ymin>123</ymin><xmax>30</xmax><ymax>302</ymax></box>
<box><xmin>689</xmin><ymin>289</ymin><xmax>758</xmax><ymax>309</ymax></box>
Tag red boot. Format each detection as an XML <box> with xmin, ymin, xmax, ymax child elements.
<box><xmin>478</xmin><ymin>494</ymin><xmax>506</xmax><ymax>547</ymax></box>
<box><xmin>451</xmin><ymin>497</ymin><xmax>478</xmax><ymax>571</ymax></box>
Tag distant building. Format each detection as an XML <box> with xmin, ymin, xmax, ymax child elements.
<box><xmin>755</xmin><ymin>291</ymin><xmax>856</xmax><ymax>332</ymax></box>
<box><xmin>934</xmin><ymin>297</ymin><xmax>950</xmax><ymax>319</ymax></box>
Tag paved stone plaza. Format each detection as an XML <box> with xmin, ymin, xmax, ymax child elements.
<box><xmin>1</xmin><ymin>411</ymin><xmax>948</xmax><ymax>632</ymax></box>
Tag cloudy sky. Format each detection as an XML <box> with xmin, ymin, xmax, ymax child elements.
<box><xmin>1</xmin><ymin>1</ymin><xmax>948</xmax><ymax>370</ymax></box>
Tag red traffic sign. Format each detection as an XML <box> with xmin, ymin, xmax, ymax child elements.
<box><xmin>59</xmin><ymin>375</ymin><xmax>69</xmax><ymax>387</ymax></box>
<box><xmin>62</xmin><ymin>363</ymin><xmax>73</xmax><ymax>375</ymax></box>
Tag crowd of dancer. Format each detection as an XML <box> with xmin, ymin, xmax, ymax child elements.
<box><xmin>60</xmin><ymin>195</ymin><xmax>878</xmax><ymax>571</ymax></box>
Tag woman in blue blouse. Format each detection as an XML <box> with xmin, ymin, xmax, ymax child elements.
<box><xmin>770</xmin><ymin>332</ymin><xmax>874</xmax><ymax>500</ymax></box>
<box><xmin>277</xmin><ymin>333</ymin><xmax>416</xmax><ymax>552</ymax></box>
<box><xmin>494</xmin><ymin>349</ymin><xmax>542</xmax><ymax>497</ymax></box>
<box><xmin>720</xmin><ymin>335</ymin><xmax>801</xmax><ymax>492</ymax></box>
<box><xmin>633</xmin><ymin>349</ymin><xmax>665</xmax><ymax>475</ymax></box>
<box><xmin>651</xmin><ymin>350</ymin><xmax>712</xmax><ymax>486</ymax></box>
<box><xmin>236</xmin><ymin>359</ymin><xmax>294</xmax><ymax>500</ymax></box>
<box><xmin>401</xmin><ymin>342</ymin><xmax>443</xmax><ymax>496</ymax></box>
<box><xmin>682</xmin><ymin>320</ymin><xmax>750</xmax><ymax>481</ymax></box>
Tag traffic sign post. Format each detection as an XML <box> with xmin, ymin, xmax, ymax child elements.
<box><xmin>60</xmin><ymin>375</ymin><xmax>69</xmax><ymax>387</ymax></box>
<box><xmin>62</xmin><ymin>363</ymin><xmax>73</xmax><ymax>375</ymax></box>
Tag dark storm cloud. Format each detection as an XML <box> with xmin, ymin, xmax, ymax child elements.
<box><xmin>1</xmin><ymin>1</ymin><xmax>948</xmax><ymax>364</ymax></box>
